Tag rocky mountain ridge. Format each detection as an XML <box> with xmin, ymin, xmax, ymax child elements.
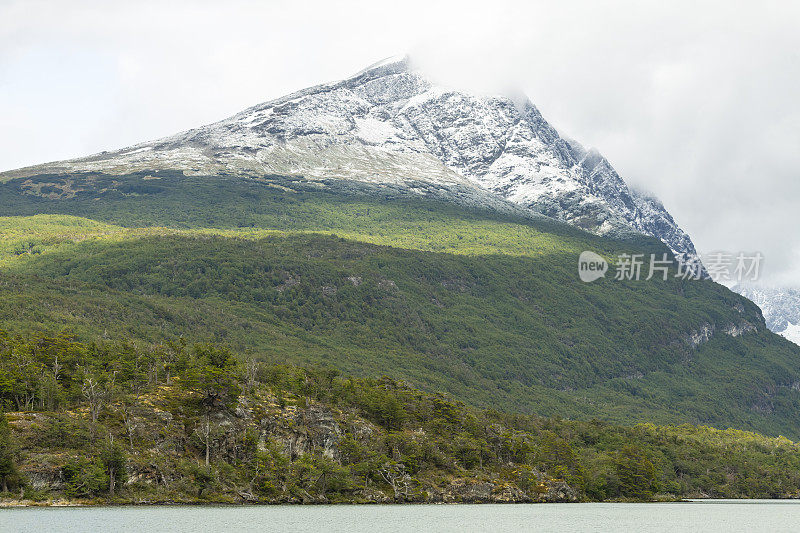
<box><xmin>1</xmin><ymin>56</ymin><xmax>698</xmax><ymax>260</ymax></box>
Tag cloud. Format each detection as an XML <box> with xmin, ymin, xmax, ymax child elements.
<box><xmin>1</xmin><ymin>0</ymin><xmax>799</xmax><ymax>283</ymax></box>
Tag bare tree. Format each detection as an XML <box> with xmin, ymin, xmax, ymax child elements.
<box><xmin>51</xmin><ymin>354</ymin><xmax>62</xmax><ymax>381</ymax></box>
<box><xmin>147</xmin><ymin>347</ymin><xmax>162</xmax><ymax>387</ymax></box>
<box><xmin>82</xmin><ymin>377</ymin><xmax>104</xmax><ymax>424</ymax></box>
<box><xmin>379</xmin><ymin>462</ymin><xmax>411</xmax><ymax>501</ymax></box>
<box><xmin>245</xmin><ymin>356</ymin><xmax>259</xmax><ymax>392</ymax></box>
<box><xmin>108</xmin><ymin>436</ymin><xmax>116</xmax><ymax>497</ymax></box>
<box><xmin>82</xmin><ymin>371</ymin><xmax>117</xmax><ymax>427</ymax></box>
<box><xmin>122</xmin><ymin>404</ymin><xmax>138</xmax><ymax>449</ymax></box>
<box><xmin>195</xmin><ymin>415</ymin><xmax>213</xmax><ymax>466</ymax></box>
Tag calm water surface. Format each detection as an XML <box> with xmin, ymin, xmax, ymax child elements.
<box><xmin>3</xmin><ymin>500</ymin><xmax>800</xmax><ymax>532</ymax></box>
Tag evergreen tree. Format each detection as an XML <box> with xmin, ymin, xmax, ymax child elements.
<box><xmin>615</xmin><ymin>445</ymin><xmax>657</xmax><ymax>500</ymax></box>
<box><xmin>0</xmin><ymin>413</ymin><xmax>20</xmax><ymax>493</ymax></box>
<box><xmin>101</xmin><ymin>438</ymin><xmax>127</xmax><ymax>497</ymax></box>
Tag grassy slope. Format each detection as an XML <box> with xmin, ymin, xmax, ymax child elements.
<box><xmin>0</xmin><ymin>172</ymin><xmax>799</xmax><ymax>437</ymax></box>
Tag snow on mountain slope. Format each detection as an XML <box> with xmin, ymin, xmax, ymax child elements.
<box><xmin>1</xmin><ymin>56</ymin><xmax>699</xmax><ymax>259</ymax></box>
<box><xmin>733</xmin><ymin>284</ymin><xmax>800</xmax><ymax>344</ymax></box>
<box><xmin>781</xmin><ymin>322</ymin><xmax>800</xmax><ymax>345</ymax></box>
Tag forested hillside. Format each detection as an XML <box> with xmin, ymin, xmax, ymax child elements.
<box><xmin>0</xmin><ymin>172</ymin><xmax>798</xmax><ymax>438</ymax></box>
<box><xmin>3</xmin><ymin>332</ymin><xmax>800</xmax><ymax>504</ymax></box>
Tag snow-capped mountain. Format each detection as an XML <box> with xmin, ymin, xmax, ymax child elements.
<box><xmin>733</xmin><ymin>285</ymin><xmax>800</xmax><ymax>344</ymax></box>
<box><xmin>1</xmin><ymin>56</ymin><xmax>699</xmax><ymax>259</ymax></box>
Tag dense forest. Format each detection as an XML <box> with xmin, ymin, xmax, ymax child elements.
<box><xmin>2</xmin><ymin>331</ymin><xmax>800</xmax><ymax>504</ymax></box>
<box><xmin>0</xmin><ymin>219</ymin><xmax>798</xmax><ymax>436</ymax></box>
<box><xmin>1</xmin><ymin>171</ymin><xmax>800</xmax><ymax>504</ymax></box>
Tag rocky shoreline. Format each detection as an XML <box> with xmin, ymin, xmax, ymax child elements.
<box><xmin>0</xmin><ymin>477</ymin><xmax>579</xmax><ymax>508</ymax></box>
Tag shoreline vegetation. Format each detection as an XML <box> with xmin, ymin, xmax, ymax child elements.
<box><xmin>0</xmin><ymin>496</ymin><xmax>744</xmax><ymax>507</ymax></box>
<box><xmin>3</xmin><ymin>332</ymin><xmax>800</xmax><ymax>507</ymax></box>
<box><xmin>6</xmin><ymin>493</ymin><xmax>800</xmax><ymax>508</ymax></box>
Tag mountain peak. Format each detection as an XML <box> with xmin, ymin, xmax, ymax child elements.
<box><xmin>350</xmin><ymin>54</ymin><xmax>411</xmax><ymax>78</ymax></box>
<box><xmin>0</xmin><ymin>57</ymin><xmax>699</xmax><ymax>259</ymax></box>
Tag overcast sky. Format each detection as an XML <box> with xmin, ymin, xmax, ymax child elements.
<box><xmin>1</xmin><ymin>0</ymin><xmax>799</xmax><ymax>284</ymax></box>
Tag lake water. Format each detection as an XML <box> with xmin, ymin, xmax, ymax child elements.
<box><xmin>2</xmin><ymin>500</ymin><xmax>800</xmax><ymax>532</ymax></box>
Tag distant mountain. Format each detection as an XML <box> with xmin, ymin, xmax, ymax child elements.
<box><xmin>1</xmin><ymin>56</ymin><xmax>698</xmax><ymax>261</ymax></box>
<box><xmin>734</xmin><ymin>284</ymin><xmax>800</xmax><ymax>345</ymax></box>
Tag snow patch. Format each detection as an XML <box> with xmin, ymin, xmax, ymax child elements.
<box><xmin>781</xmin><ymin>322</ymin><xmax>800</xmax><ymax>345</ymax></box>
<box><xmin>354</xmin><ymin>117</ymin><xmax>399</xmax><ymax>144</ymax></box>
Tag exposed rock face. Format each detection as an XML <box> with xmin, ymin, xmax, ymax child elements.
<box><xmin>428</xmin><ymin>478</ymin><xmax>577</xmax><ymax>503</ymax></box>
<box><xmin>1</xmin><ymin>57</ymin><xmax>699</xmax><ymax>260</ymax></box>
<box><xmin>259</xmin><ymin>404</ymin><xmax>345</xmax><ymax>461</ymax></box>
<box><xmin>685</xmin><ymin>323</ymin><xmax>717</xmax><ymax>349</ymax></box>
<box><xmin>723</xmin><ymin>321</ymin><xmax>758</xmax><ymax>338</ymax></box>
<box><xmin>684</xmin><ymin>319</ymin><xmax>759</xmax><ymax>349</ymax></box>
<box><xmin>22</xmin><ymin>467</ymin><xmax>63</xmax><ymax>492</ymax></box>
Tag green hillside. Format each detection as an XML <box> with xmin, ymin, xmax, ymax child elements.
<box><xmin>0</xmin><ymin>171</ymin><xmax>799</xmax><ymax>438</ymax></box>
<box><xmin>4</xmin><ymin>331</ymin><xmax>800</xmax><ymax>504</ymax></box>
